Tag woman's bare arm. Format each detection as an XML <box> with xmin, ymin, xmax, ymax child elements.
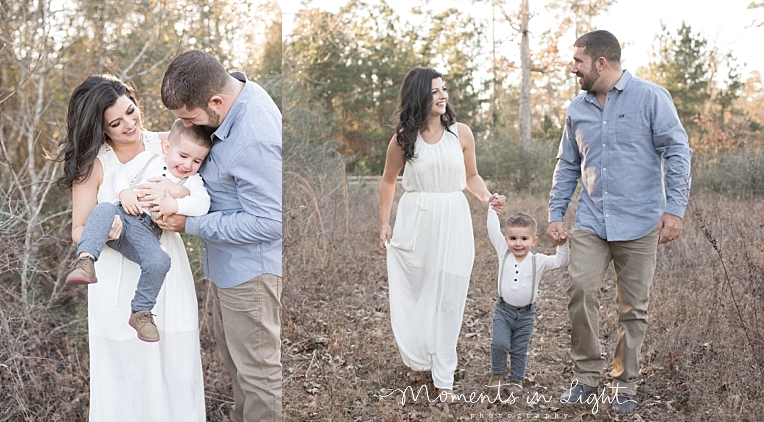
<box><xmin>379</xmin><ymin>136</ymin><xmax>405</xmax><ymax>248</ymax></box>
<box><xmin>459</xmin><ymin>123</ymin><xmax>492</xmax><ymax>204</ymax></box>
<box><xmin>71</xmin><ymin>159</ymin><xmax>104</xmax><ymax>244</ymax></box>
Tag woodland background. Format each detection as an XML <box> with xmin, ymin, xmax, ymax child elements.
<box><xmin>282</xmin><ymin>0</ymin><xmax>764</xmax><ymax>421</ymax></box>
<box><xmin>0</xmin><ymin>0</ymin><xmax>280</xmax><ymax>420</ymax></box>
<box><xmin>1</xmin><ymin>0</ymin><xmax>764</xmax><ymax>420</ymax></box>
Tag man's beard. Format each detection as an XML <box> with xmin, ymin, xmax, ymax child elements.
<box><xmin>579</xmin><ymin>67</ymin><xmax>600</xmax><ymax>91</ymax></box>
<box><xmin>201</xmin><ymin>106</ymin><xmax>221</xmax><ymax>128</ymax></box>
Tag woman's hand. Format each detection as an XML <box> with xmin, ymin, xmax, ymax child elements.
<box><xmin>107</xmin><ymin>215</ymin><xmax>123</xmax><ymax>241</ymax></box>
<box><xmin>380</xmin><ymin>224</ymin><xmax>392</xmax><ymax>249</ymax></box>
<box><xmin>136</xmin><ymin>177</ymin><xmax>190</xmax><ymax>205</ymax></box>
<box><xmin>487</xmin><ymin>193</ymin><xmax>506</xmax><ymax>212</ymax></box>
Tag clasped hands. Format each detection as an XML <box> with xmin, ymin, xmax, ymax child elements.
<box><xmin>131</xmin><ymin>177</ymin><xmax>187</xmax><ymax>232</ymax></box>
<box><xmin>487</xmin><ymin>193</ymin><xmax>506</xmax><ymax>212</ymax></box>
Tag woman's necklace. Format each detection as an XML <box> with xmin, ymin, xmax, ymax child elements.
<box><xmin>422</xmin><ymin>125</ymin><xmax>444</xmax><ymax>144</ymax></box>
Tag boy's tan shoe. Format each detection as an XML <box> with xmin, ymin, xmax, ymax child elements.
<box><xmin>488</xmin><ymin>372</ymin><xmax>505</xmax><ymax>388</ymax></box>
<box><xmin>65</xmin><ymin>256</ymin><xmax>98</xmax><ymax>285</ymax></box>
<box><xmin>507</xmin><ymin>378</ymin><xmax>523</xmax><ymax>396</ymax></box>
<box><xmin>129</xmin><ymin>310</ymin><xmax>160</xmax><ymax>342</ymax></box>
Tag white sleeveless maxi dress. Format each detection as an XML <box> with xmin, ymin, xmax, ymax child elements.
<box><xmin>387</xmin><ymin>123</ymin><xmax>475</xmax><ymax>390</ymax></box>
<box><xmin>87</xmin><ymin>132</ymin><xmax>205</xmax><ymax>421</ymax></box>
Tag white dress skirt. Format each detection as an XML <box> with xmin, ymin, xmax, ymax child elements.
<box><xmin>87</xmin><ymin>132</ymin><xmax>205</xmax><ymax>421</ymax></box>
<box><xmin>387</xmin><ymin>123</ymin><xmax>475</xmax><ymax>390</ymax></box>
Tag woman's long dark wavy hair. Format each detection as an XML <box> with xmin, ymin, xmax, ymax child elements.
<box><xmin>394</xmin><ymin>68</ymin><xmax>456</xmax><ymax>163</ymax></box>
<box><xmin>55</xmin><ymin>75</ymin><xmax>140</xmax><ymax>190</ymax></box>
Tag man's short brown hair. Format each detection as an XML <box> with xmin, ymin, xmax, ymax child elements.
<box><xmin>161</xmin><ymin>50</ymin><xmax>229</xmax><ymax>111</ymax></box>
<box><xmin>574</xmin><ymin>30</ymin><xmax>621</xmax><ymax>65</ymax></box>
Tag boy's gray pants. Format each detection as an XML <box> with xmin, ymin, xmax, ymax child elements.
<box><xmin>490</xmin><ymin>297</ymin><xmax>536</xmax><ymax>380</ymax></box>
<box><xmin>77</xmin><ymin>202</ymin><xmax>171</xmax><ymax>311</ymax></box>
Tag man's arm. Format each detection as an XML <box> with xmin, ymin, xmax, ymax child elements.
<box><xmin>547</xmin><ymin>115</ymin><xmax>580</xmax><ymax>244</ymax></box>
<box><xmin>651</xmin><ymin>88</ymin><xmax>692</xmax><ymax>243</ymax></box>
<box><xmin>185</xmin><ymin>140</ymin><xmax>282</xmax><ymax>244</ymax></box>
<box><xmin>651</xmin><ymin>87</ymin><xmax>692</xmax><ymax>219</ymax></box>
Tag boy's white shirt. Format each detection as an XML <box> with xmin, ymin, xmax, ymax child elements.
<box><xmin>487</xmin><ymin>208</ymin><xmax>569</xmax><ymax>307</ymax></box>
<box><xmin>112</xmin><ymin>150</ymin><xmax>210</xmax><ymax>217</ymax></box>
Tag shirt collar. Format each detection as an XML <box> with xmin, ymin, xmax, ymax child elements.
<box><xmin>579</xmin><ymin>69</ymin><xmax>633</xmax><ymax>103</ymax></box>
<box><xmin>212</xmin><ymin>72</ymin><xmax>250</xmax><ymax>143</ymax></box>
<box><xmin>613</xmin><ymin>69</ymin><xmax>632</xmax><ymax>92</ymax></box>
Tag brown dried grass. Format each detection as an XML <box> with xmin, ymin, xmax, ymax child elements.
<box><xmin>283</xmin><ymin>181</ymin><xmax>764</xmax><ymax>422</ymax></box>
<box><xmin>0</xmin><ymin>254</ymin><xmax>235</xmax><ymax>422</ymax></box>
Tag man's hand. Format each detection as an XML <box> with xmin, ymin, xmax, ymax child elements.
<box><xmin>546</xmin><ymin>221</ymin><xmax>569</xmax><ymax>246</ymax></box>
<box><xmin>155</xmin><ymin>214</ymin><xmax>187</xmax><ymax>233</ymax></box>
<box><xmin>656</xmin><ymin>213</ymin><xmax>683</xmax><ymax>244</ymax></box>
<box><xmin>119</xmin><ymin>190</ymin><xmax>142</xmax><ymax>215</ymax></box>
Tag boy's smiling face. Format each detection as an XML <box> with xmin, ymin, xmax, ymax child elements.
<box><xmin>505</xmin><ymin>226</ymin><xmax>539</xmax><ymax>259</ymax></box>
<box><xmin>162</xmin><ymin>136</ymin><xmax>210</xmax><ymax>179</ymax></box>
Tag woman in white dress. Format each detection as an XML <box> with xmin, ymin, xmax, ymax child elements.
<box><xmin>56</xmin><ymin>75</ymin><xmax>205</xmax><ymax>421</ymax></box>
<box><xmin>379</xmin><ymin>68</ymin><xmax>505</xmax><ymax>398</ymax></box>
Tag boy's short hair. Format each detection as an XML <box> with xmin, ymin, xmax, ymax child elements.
<box><xmin>168</xmin><ymin>119</ymin><xmax>213</xmax><ymax>149</ymax></box>
<box><xmin>505</xmin><ymin>213</ymin><xmax>537</xmax><ymax>236</ymax></box>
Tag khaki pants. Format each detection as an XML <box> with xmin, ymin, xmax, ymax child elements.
<box><xmin>211</xmin><ymin>274</ymin><xmax>283</xmax><ymax>422</ymax></box>
<box><xmin>567</xmin><ymin>228</ymin><xmax>657</xmax><ymax>395</ymax></box>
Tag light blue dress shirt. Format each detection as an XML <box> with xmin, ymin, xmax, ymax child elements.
<box><xmin>185</xmin><ymin>72</ymin><xmax>282</xmax><ymax>287</ymax></box>
<box><xmin>549</xmin><ymin>70</ymin><xmax>692</xmax><ymax>242</ymax></box>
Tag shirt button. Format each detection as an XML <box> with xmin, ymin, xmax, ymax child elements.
<box><xmin>603</xmin><ymin>121</ymin><xmax>607</xmax><ymax>124</ymax></box>
<box><xmin>605</xmin><ymin>191</ymin><xmax>608</xmax><ymax>195</ymax></box>
<box><xmin>603</xmin><ymin>144</ymin><xmax>607</xmax><ymax>148</ymax></box>
<box><xmin>603</xmin><ymin>168</ymin><xmax>607</xmax><ymax>171</ymax></box>
<box><xmin>606</xmin><ymin>214</ymin><xmax>610</xmax><ymax>218</ymax></box>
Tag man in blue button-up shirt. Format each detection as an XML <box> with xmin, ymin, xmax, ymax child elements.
<box><xmin>547</xmin><ymin>31</ymin><xmax>691</xmax><ymax>414</ymax></box>
<box><xmin>158</xmin><ymin>51</ymin><xmax>282</xmax><ymax>422</ymax></box>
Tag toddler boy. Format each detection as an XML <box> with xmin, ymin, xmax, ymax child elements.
<box><xmin>65</xmin><ymin>120</ymin><xmax>211</xmax><ymax>342</ymax></box>
<box><xmin>487</xmin><ymin>208</ymin><xmax>569</xmax><ymax>394</ymax></box>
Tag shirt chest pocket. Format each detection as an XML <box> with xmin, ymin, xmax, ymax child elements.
<box><xmin>201</xmin><ymin>155</ymin><xmax>237</xmax><ymax>193</ymax></box>
<box><xmin>616</xmin><ymin>110</ymin><xmax>650</xmax><ymax>143</ymax></box>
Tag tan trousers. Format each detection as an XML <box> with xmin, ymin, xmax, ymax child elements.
<box><xmin>211</xmin><ymin>274</ymin><xmax>283</xmax><ymax>422</ymax></box>
<box><xmin>567</xmin><ymin>228</ymin><xmax>657</xmax><ymax>395</ymax></box>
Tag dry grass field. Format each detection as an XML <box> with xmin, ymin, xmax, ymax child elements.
<box><xmin>0</xmin><ymin>242</ymin><xmax>237</xmax><ymax>422</ymax></box>
<box><xmin>283</xmin><ymin>179</ymin><xmax>764</xmax><ymax>422</ymax></box>
<box><xmin>1</xmin><ymin>171</ymin><xmax>761</xmax><ymax>421</ymax></box>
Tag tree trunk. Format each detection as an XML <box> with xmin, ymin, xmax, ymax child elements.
<box><xmin>519</xmin><ymin>0</ymin><xmax>531</xmax><ymax>147</ymax></box>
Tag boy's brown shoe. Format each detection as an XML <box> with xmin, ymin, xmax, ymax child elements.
<box><xmin>507</xmin><ymin>378</ymin><xmax>524</xmax><ymax>396</ymax></box>
<box><xmin>129</xmin><ymin>310</ymin><xmax>160</xmax><ymax>342</ymax></box>
<box><xmin>65</xmin><ymin>256</ymin><xmax>98</xmax><ymax>285</ymax></box>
